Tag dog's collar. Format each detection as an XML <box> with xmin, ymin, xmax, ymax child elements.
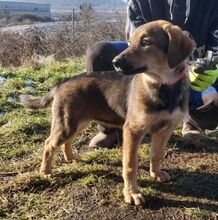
<box><xmin>164</xmin><ymin>66</ymin><xmax>187</xmax><ymax>86</ymax></box>
<box><xmin>144</xmin><ymin>66</ymin><xmax>187</xmax><ymax>86</ymax></box>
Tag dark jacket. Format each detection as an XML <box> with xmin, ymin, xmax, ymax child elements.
<box><xmin>124</xmin><ymin>0</ymin><xmax>218</xmax><ymax>59</ymax></box>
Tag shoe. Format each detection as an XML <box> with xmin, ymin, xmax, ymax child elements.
<box><xmin>182</xmin><ymin>121</ymin><xmax>205</xmax><ymax>136</ymax></box>
<box><xmin>89</xmin><ymin>132</ymin><xmax>119</xmax><ymax>148</ymax></box>
<box><xmin>182</xmin><ymin>129</ymin><xmax>205</xmax><ymax>137</ymax></box>
<box><xmin>182</xmin><ymin>122</ymin><xmax>206</xmax><ymax>144</ymax></box>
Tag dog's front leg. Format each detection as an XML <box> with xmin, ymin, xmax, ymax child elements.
<box><xmin>122</xmin><ymin>123</ymin><xmax>145</xmax><ymax>206</ymax></box>
<box><xmin>150</xmin><ymin>130</ymin><xmax>172</xmax><ymax>182</ymax></box>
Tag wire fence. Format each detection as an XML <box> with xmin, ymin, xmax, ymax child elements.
<box><xmin>0</xmin><ymin>4</ymin><xmax>126</xmax><ymax>67</ymax></box>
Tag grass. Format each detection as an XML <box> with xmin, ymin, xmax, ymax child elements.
<box><xmin>0</xmin><ymin>59</ymin><xmax>218</xmax><ymax>219</ymax></box>
<box><xmin>184</xmin><ymin>207</ymin><xmax>218</xmax><ymax>219</ymax></box>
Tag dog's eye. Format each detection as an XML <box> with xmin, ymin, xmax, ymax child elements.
<box><xmin>140</xmin><ymin>39</ymin><xmax>152</xmax><ymax>47</ymax></box>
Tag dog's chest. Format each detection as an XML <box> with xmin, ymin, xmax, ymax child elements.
<box><xmin>144</xmin><ymin>79</ymin><xmax>189</xmax><ymax>114</ymax></box>
<box><xmin>149</xmin><ymin>108</ymin><xmax>185</xmax><ymax>133</ymax></box>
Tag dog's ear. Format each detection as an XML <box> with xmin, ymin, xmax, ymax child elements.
<box><xmin>164</xmin><ymin>25</ymin><xmax>196</xmax><ymax>68</ymax></box>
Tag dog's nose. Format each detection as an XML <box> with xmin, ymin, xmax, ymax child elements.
<box><xmin>112</xmin><ymin>57</ymin><xmax>127</xmax><ymax>68</ymax></box>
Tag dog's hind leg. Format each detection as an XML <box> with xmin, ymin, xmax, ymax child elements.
<box><xmin>61</xmin><ymin>120</ymin><xmax>89</xmax><ymax>162</ymax></box>
<box><xmin>149</xmin><ymin>130</ymin><xmax>173</xmax><ymax>182</ymax></box>
<box><xmin>61</xmin><ymin>139</ymin><xmax>74</xmax><ymax>162</ymax></box>
<box><xmin>40</xmin><ymin>118</ymin><xmax>77</xmax><ymax>176</ymax></box>
<box><xmin>40</xmin><ymin>136</ymin><xmax>56</xmax><ymax>176</ymax></box>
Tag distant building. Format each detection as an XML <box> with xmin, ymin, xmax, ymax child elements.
<box><xmin>0</xmin><ymin>1</ymin><xmax>50</xmax><ymax>17</ymax></box>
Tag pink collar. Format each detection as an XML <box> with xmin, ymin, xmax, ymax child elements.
<box><xmin>164</xmin><ymin>67</ymin><xmax>187</xmax><ymax>86</ymax></box>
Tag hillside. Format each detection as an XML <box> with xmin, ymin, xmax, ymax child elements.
<box><xmin>0</xmin><ymin>0</ymin><xmax>126</xmax><ymax>11</ymax></box>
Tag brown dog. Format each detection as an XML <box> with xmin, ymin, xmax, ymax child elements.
<box><xmin>20</xmin><ymin>20</ymin><xmax>195</xmax><ymax>206</ymax></box>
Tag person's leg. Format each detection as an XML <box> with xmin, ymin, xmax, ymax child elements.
<box><xmin>182</xmin><ymin>84</ymin><xmax>218</xmax><ymax>137</ymax></box>
<box><xmin>86</xmin><ymin>41</ymin><xmax>128</xmax><ymax>147</ymax></box>
<box><xmin>86</xmin><ymin>41</ymin><xmax>128</xmax><ymax>72</ymax></box>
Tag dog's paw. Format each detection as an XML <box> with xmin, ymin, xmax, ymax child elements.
<box><xmin>39</xmin><ymin>169</ymin><xmax>52</xmax><ymax>178</ymax></box>
<box><xmin>63</xmin><ymin>149</ymin><xmax>81</xmax><ymax>162</ymax></box>
<box><xmin>65</xmin><ymin>154</ymin><xmax>81</xmax><ymax>163</ymax></box>
<box><xmin>123</xmin><ymin>190</ymin><xmax>145</xmax><ymax>206</ymax></box>
<box><xmin>150</xmin><ymin>170</ymin><xmax>170</xmax><ymax>182</ymax></box>
<box><xmin>40</xmin><ymin>172</ymin><xmax>52</xmax><ymax>179</ymax></box>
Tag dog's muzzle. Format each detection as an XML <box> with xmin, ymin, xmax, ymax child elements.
<box><xmin>112</xmin><ymin>57</ymin><xmax>128</xmax><ymax>69</ymax></box>
<box><xmin>113</xmin><ymin>57</ymin><xmax>148</xmax><ymax>75</ymax></box>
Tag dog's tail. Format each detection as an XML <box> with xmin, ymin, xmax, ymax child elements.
<box><xmin>20</xmin><ymin>87</ymin><xmax>57</xmax><ymax>109</ymax></box>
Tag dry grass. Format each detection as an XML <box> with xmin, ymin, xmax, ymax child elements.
<box><xmin>0</xmin><ymin>5</ymin><xmax>125</xmax><ymax>68</ymax></box>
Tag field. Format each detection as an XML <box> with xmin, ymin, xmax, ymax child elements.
<box><xmin>0</xmin><ymin>59</ymin><xmax>218</xmax><ymax>219</ymax></box>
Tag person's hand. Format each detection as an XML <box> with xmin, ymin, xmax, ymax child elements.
<box><xmin>189</xmin><ymin>66</ymin><xmax>218</xmax><ymax>92</ymax></box>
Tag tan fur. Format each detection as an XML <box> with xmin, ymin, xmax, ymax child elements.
<box><xmin>20</xmin><ymin>20</ymin><xmax>195</xmax><ymax>206</ymax></box>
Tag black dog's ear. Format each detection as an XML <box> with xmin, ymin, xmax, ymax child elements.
<box><xmin>163</xmin><ymin>25</ymin><xmax>196</xmax><ymax>68</ymax></box>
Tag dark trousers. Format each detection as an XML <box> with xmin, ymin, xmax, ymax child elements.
<box><xmin>86</xmin><ymin>41</ymin><xmax>218</xmax><ymax>133</ymax></box>
<box><xmin>86</xmin><ymin>41</ymin><xmax>128</xmax><ymax>136</ymax></box>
